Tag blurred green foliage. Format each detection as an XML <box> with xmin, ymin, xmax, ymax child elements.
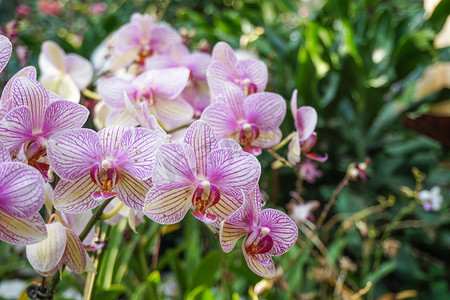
<box><xmin>0</xmin><ymin>0</ymin><xmax>449</xmax><ymax>299</ymax></box>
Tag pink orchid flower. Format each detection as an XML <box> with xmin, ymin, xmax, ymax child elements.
<box><xmin>39</xmin><ymin>41</ymin><xmax>93</xmax><ymax>103</ymax></box>
<box><xmin>207</xmin><ymin>42</ymin><xmax>268</xmax><ymax>98</ymax></box>
<box><xmin>288</xmin><ymin>90</ymin><xmax>328</xmax><ymax>165</ymax></box>
<box><xmin>144</xmin><ymin>120</ymin><xmax>261</xmax><ymax>227</ymax></box>
<box><xmin>0</xmin><ymin>143</ymin><xmax>47</xmax><ymax>245</ymax></box>
<box><xmin>47</xmin><ymin>126</ymin><xmax>162</xmax><ymax>213</ymax></box>
<box><xmin>26</xmin><ymin>221</ymin><xmax>94</xmax><ymax>276</ymax></box>
<box><xmin>418</xmin><ymin>186</ymin><xmax>443</xmax><ymax>211</ymax></box>
<box><xmin>220</xmin><ymin>189</ymin><xmax>298</xmax><ymax>278</ymax></box>
<box><xmin>98</xmin><ymin>67</ymin><xmax>193</xmax><ymax>130</ymax></box>
<box><xmin>109</xmin><ymin>13</ymin><xmax>182</xmax><ymax>70</ymax></box>
<box><xmin>145</xmin><ymin>44</ymin><xmax>212</xmax><ymax>117</ymax></box>
<box><xmin>0</xmin><ymin>77</ymin><xmax>89</xmax><ymax>180</ymax></box>
<box><xmin>299</xmin><ymin>159</ymin><xmax>323</xmax><ymax>183</ymax></box>
<box><xmin>201</xmin><ymin>83</ymin><xmax>286</xmax><ymax>155</ymax></box>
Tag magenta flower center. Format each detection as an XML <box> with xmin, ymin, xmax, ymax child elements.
<box><xmin>90</xmin><ymin>160</ymin><xmax>119</xmax><ymax>192</ymax></box>
<box><xmin>133</xmin><ymin>87</ymin><xmax>155</xmax><ymax>106</ymax></box>
<box><xmin>191</xmin><ymin>180</ymin><xmax>221</xmax><ymax>215</ymax></box>
<box><xmin>245</xmin><ymin>227</ymin><xmax>273</xmax><ymax>255</ymax></box>
<box><xmin>236</xmin><ymin>78</ymin><xmax>257</xmax><ymax>95</ymax></box>
<box><xmin>239</xmin><ymin>123</ymin><xmax>259</xmax><ymax>147</ymax></box>
<box><xmin>137</xmin><ymin>44</ymin><xmax>154</xmax><ymax>64</ymax></box>
<box><xmin>24</xmin><ymin>140</ymin><xmax>50</xmax><ymax>181</ymax></box>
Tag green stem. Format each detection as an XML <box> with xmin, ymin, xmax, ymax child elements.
<box><xmin>84</xmin><ymin>224</ymin><xmax>112</xmax><ymax>300</ymax></box>
<box><xmin>272</xmin><ymin>132</ymin><xmax>296</xmax><ymax>151</ymax></box>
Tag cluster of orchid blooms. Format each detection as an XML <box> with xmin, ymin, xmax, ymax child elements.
<box><xmin>0</xmin><ymin>13</ymin><xmax>329</xmax><ymax>281</ymax></box>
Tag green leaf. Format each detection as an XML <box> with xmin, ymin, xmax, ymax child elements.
<box><xmin>191</xmin><ymin>250</ymin><xmax>220</xmax><ymax>288</ymax></box>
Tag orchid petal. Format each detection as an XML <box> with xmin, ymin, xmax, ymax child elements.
<box><xmin>115</xmin><ymin>173</ymin><xmax>153</xmax><ymax>211</ymax></box>
<box><xmin>62</xmin><ymin>229</ymin><xmax>86</xmax><ymax>274</ymax></box>
<box><xmin>0</xmin><ymin>35</ymin><xmax>12</xmax><ymax>75</ymax></box>
<box><xmin>207</xmin><ymin>148</ymin><xmax>261</xmax><ymax>199</ymax></box>
<box><xmin>259</xmin><ymin>209</ymin><xmax>298</xmax><ymax>256</ymax></box>
<box><xmin>0</xmin><ymin>211</ymin><xmax>47</xmax><ymax>245</ymax></box>
<box><xmin>245</xmin><ymin>92</ymin><xmax>286</xmax><ymax>131</ymax></box>
<box><xmin>144</xmin><ymin>186</ymin><xmax>193</xmax><ymax>224</ymax></box>
<box><xmin>252</xmin><ymin>129</ymin><xmax>282</xmax><ymax>149</ymax></box>
<box><xmin>145</xmin><ymin>54</ymin><xmax>177</xmax><ymax>70</ymax></box>
<box><xmin>212</xmin><ymin>42</ymin><xmax>238</xmax><ymax>72</ymax></box>
<box><xmin>187</xmin><ymin>52</ymin><xmax>212</xmax><ymax>81</ymax></box>
<box><xmin>218</xmin><ymin>138</ymin><xmax>242</xmax><ymax>151</ymax></box>
<box><xmin>0</xmin><ymin>162</ymin><xmax>44</xmax><ymax>218</ymax></box>
<box><xmin>215</xmin><ymin>83</ymin><xmax>246</xmax><ymax>119</ymax></box>
<box><xmin>105</xmin><ymin>109</ymin><xmax>139</xmax><ymax>127</ymax></box>
<box><xmin>296</xmin><ymin>107</ymin><xmax>317</xmax><ymax>142</ymax></box>
<box><xmin>40</xmin><ymin>73</ymin><xmax>80</xmax><ymax>103</ymax></box>
<box><xmin>208</xmin><ymin>192</ymin><xmax>243</xmax><ymax>228</ymax></box>
<box><xmin>290</xmin><ymin>90</ymin><xmax>298</xmax><ymax>121</ymax></box>
<box><xmin>42</xmin><ymin>100</ymin><xmax>89</xmax><ymax>137</ymax></box>
<box><xmin>65</xmin><ymin>54</ymin><xmax>94</xmax><ymax>90</ymax></box>
<box><xmin>151</xmin><ymin>96</ymin><xmax>194</xmax><ymax>131</ymax></box>
<box><xmin>98</xmin><ymin>126</ymin><xmax>128</xmax><ymax>159</ymax></box>
<box><xmin>201</xmin><ymin>103</ymin><xmax>238</xmax><ymax>139</ymax></box>
<box><xmin>53</xmin><ymin>176</ymin><xmax>101</xmax><ymax>213</ymax></box>
<box><xmin>144</xmin><ymin>67</ymin><xmax>190</xmax><ymax>100</ymax></box>
<box><xmin>183</xmin><ymin>120</ymin><xmax>218</xmax><ymax>177</ymax></box>
<box><xmin>237</xmin><ymin>59</ymin><xmax>268</xmax><ymax>93</ymax></box>
<box><xmin>48</xmin><ymin>128</ymin><xmax>101</xmax><ymax>180</ymax></box>
<box><xmin>61</xmin><ymin>211</ymin><xmax>94</xmax><ymax>245</ymax></box>
<box><xmin>26</xmin><ymin>222</ymin><xmax>66</xmax><ymax>275</ymax></box>
<box><xmin>303</xmin><ymin>152</ymin><xmax>328</xmax><ymax>163</ymax></box>
<box><xmin>39</xmin><ymin>41</ymin><xmax>65</xmax><ymax>74</ymax></box>
<box><xmin>116</xmin><ymin>127</ymin><xmax>162</xmax><ymax>179</ymax></box>
<box><xmin>207</xmin><ymin>61</ymin><xmax>235</xmax><ymax>99</ymax></box>
<box><xmin>150</xmin><ymin>26</ymin><xmax>182</xmax><ymax>54</ymax></box>
<box><xmin>12</xmin><ymin>77</ymin><xmax>49</xmax><ymax>131</ymax></box>
<box><xmin>0</xmin><ymin>142</ymin><xmax>10</xmax><ymax>162</ymax></box>
<box><xmin>113</xmin><ymin>23</ymin><xmax>140</xmax><ymax>54</ymax></box>
<box><xmin>0</xmin><ymin>66</ymin><xmax>37</xmax><ymax>106</ymax></box>
<box><xmin>0</xmin><ymin>106</ymin><xmax>32</xmax><ymax>151</ymax></box>
<box><xmin>287</xmin><ymin>134</ymin><xmax>301</xmax><ymax>165</ymax></box>
<box><xmin>242</xmin><ymin>237</ymin><xmax>276</xmax><ymax>278</ymax></box>
<box><xmin>219</xmin><ymin>199</ymin><xmax>249</xmax><ymax>252</ymax></box>
<box><xmin>97</xmin><ymin>77</ymin><xmax>130</xmax><ymax>109</ymax></box>
<box><xmin>152</xmin><ymin>143</ymin><xmax>197</xmax><ymax>189</ymax></box>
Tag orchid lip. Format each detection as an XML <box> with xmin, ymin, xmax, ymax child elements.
<box><xmin>192</xmin><ymin>180</ymin><xmax>221</xmax><ymax>216</ymax></box>
<box><xmin>90</xmin><ymin>160</ymin><xmax>119</xmax><ymax>192</ymax></box>
<box><xmin>239</xmin><ymin>122</ymin><xmax>259</xmax><ymax>147</ymax></box>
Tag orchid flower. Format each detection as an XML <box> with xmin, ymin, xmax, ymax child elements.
<box><xmin>286</xmin><ymin>192</ymin><xmax>320</xmax><ymax>227</ymax></box>
<box><xmin>220</xmin><ymin>189</ymin><xmax>298</xmax><ymax>278</ymax></box>
<box><xmin>0</xmin><ymin>77</ymin><xmax>89</xmax><ymax>180</ymax></box>
<box><xmin>98</xmin><ymin>67</ymin><xmax>193</xmax><ymax>130</ymax></box>
<box><xmin>207</xmin><ymin>42</ymin><xmax>268</xmax><ymax>98</ymax></box>
<box><xmin>0</xmin><ymin>35</ymin><xmax>36</xmax><ymax>120</ymax></box>
<box><xmin>288</xmin><ymin>90</ymin><xmax>327</xmax><ymax>165</ymax></box>
<box><xmin>145</xmin><ymin>44</ymin><xmax>212</xmax><ymax>116</ymax></box>
<box><xmin>418</xmin><ymin>186</ymin><xmax>443</xmax><ymax>211</ymax></box>
<box><xmin>47</xmin><ymin>126</ymin><xmax>162</xmax><ymax>213</ymax></box>
<box><xmin>39</xmin><ymin>41</ymin><xmax>93</xmax><ymax>103</ymax></box>
<box><xmin>26</xmin><ymin>221</ymin><xmax>94</xmax><ymax>276</ymax></box>
<box><xmin>201</xmin><ymin>83</ymin><xmax>286</xmax><ymax>155</ymax></box>
<box><xmin>298</xmin><ymin>159</ymin><xmax>323</xmax><ymax>183</ymax></box>
<box><xmin>144</xmin><ymin>120</ymin><xmax>261</xmax><ymax>227</ymax></box>
<box><xmin>0</xmin><ymin>143</ymin><xmax>47</xmax><ymax>245</ymax></box>
<box><xmin>109</xmin><ymin>13</ymin><xmax>182</xmax><ymax>70</ymax></box>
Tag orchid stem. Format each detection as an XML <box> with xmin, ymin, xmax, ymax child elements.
<box><xmin>265</xmin><ymin>148</ymin><xmax>293</xmax><ymax>168</ymax></box>
<box><xmin>100</xmin><ymin>201</ymin><xmax>124</xmax><ymax>220</ymax></box>
<box><xmin>272</xmin><ymin>132</ymin><xmax>296</xmax><ymax>151</ymax></box>
<box><xmin>79</xmin><ymin>197</ymin><xmax>115</xmax><ymax>242</ymax></box>
<box><xmin>316</xmin><ymin>175</ymin><xmax>349</xmax><ymax>230</ymax></box>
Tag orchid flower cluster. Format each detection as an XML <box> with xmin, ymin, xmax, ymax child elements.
<box><xmin>0</xmin><ymin>12</ymin><xmax>328</xmax><ymax>284</ymax></box>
